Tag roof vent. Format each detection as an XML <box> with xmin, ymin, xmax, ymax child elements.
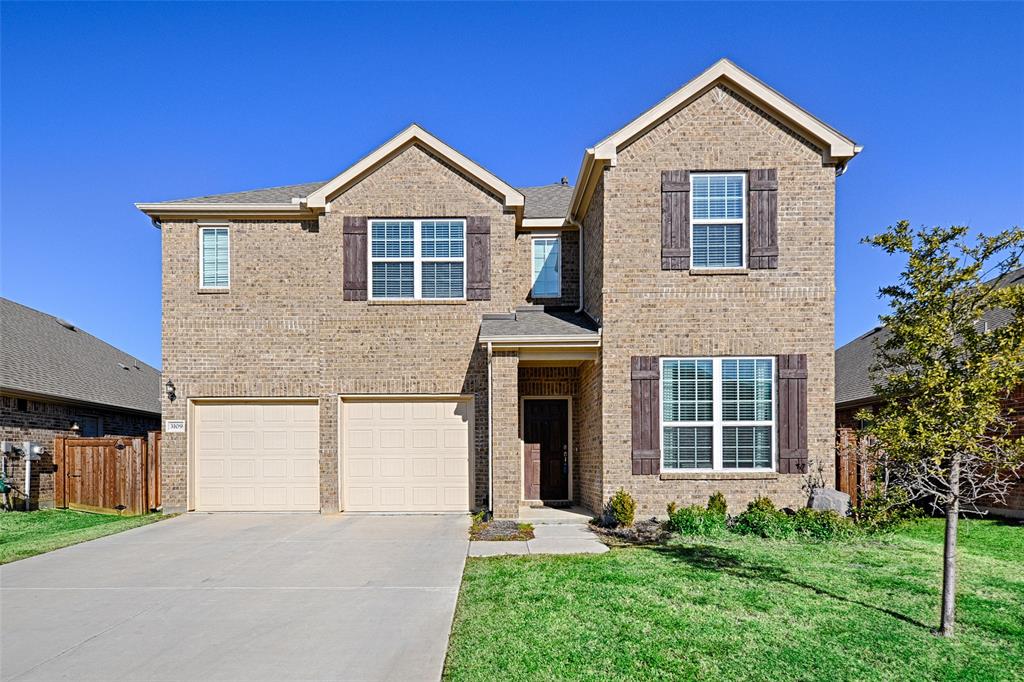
<box><xmin>55</xmin><ymin>318</ymin><xmax>76</xmax><ymax>331</ymax></box>
<box><xmin>560</xmin><ymin>177</ymin><xmax>569</xmax><ymax>185</ymax></box>
<box><xmin>118</xmin><ymin>363</ymin><xmax>130</xmax><ymax>371</ymax></box>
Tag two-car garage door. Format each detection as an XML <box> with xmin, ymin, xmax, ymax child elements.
<box><xmin>342</xmin><ymin>399</ymin><xmax>471</xmax><ymax>512</ymax></box>
<box><xmin>193</xmin><ymin>399</ymin><xmax>471</xmax><ymax>513</ymax></box>
<box><xmin>194</xmin><ymin>402</ymin><xmax>320</xmax><ymax>512</ymax></box>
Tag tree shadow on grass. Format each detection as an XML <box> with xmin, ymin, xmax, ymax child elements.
<box><xmin>650</xmin><ymin>543</ymin><xmax>930</xmax><ymax>630</ymax></box>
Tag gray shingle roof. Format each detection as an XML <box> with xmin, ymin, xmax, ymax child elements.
<box><xmin>479</xmin><ymin>307</ymin><xmax>599</xmax><ymax>340</ymax></box>
<box><xmin>148</xmin><ymin>180</ymin><xmax>574</xmax><ymax>219</ymax></box>
<box><xmin>519</xmin><ymin>183</ymin><xmax>573</xmax><ymax>219</ymax></box>
<box><xmin>162</xmin><ymin>181</ymin><xmax>327</xmax><ymax>205</ymax></box>
<box><xmin>836</xmin><ymin>267</ymin><xmax>1024</xmax><ymax>407</ymax></box>
<box><xmin>0</xmin><ymin>298</ymin><xmax>161</xmax><ymax>415</ymax></box>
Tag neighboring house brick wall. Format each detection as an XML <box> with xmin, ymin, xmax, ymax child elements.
<box><xmin>597</xmin><ymin>84</ymin><xmax>837</xmax><ymax>515</ymax></box>
<box><xmin>0</xmin><ymin>394</ymin><xmax>158</xmax><ymax>509</ymax></box>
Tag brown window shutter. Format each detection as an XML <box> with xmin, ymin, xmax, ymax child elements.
<box><xmin>631</xmin><ymin>356</ymin><xmax>661</xmax><ymax>475</ymax></box>
<box><xmin>777</xmin><ymin>354</ymin><xmax>808</xmax><ymax>473</ymax></box>
<box><xmin>466</xmin><ymin>216</ymin><xmax>491</xmax><ymax>300</ymax></box>
<box><xmin>661</xmin><ymin>170</ymin><xmax>690</xmax><ymax>270</ymax></box>
<box><xmin>343</xmin><ymin>216</ymin><xmax>368</xmax><ymax>301</ymax></box>
<box><xmin>748</xmin><ymin>169</ymin><xmax>779</xmax><ymax>269</ymax></box>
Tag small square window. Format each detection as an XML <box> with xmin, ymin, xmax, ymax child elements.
<box><xmin>690</xmin><ymin>173</ymin><xmax>745</xmax><ymax>269</ymax></box>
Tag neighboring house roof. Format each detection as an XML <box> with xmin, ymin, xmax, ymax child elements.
<box><xmin>835</xmin><ymin>267</ymin><xmax>1024</xmax><ymax>407</ymax></box>
<box><xmin>0</xmin><ymin>298</ymin><xmax>161</xmax><ymax>415</ymax></box>
<box><xmin>479</xmin><ymin>307</ymin><xmax>600</xmax><ymax>343</ymax></box>
<box><xmin>569</xmin><ymin>58</ymin><xmax>862</xmax><ymax>221</ymax></box>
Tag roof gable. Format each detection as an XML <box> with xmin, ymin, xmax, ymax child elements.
<box><xmin>304</xmin><ymin>124</ymin><xmax>524</xmax><ymax>211</ymax></box>
<box><xmin>594</xmin><ymin>58</ymin><xmax>860</xmax><ymax>165</ymax></box>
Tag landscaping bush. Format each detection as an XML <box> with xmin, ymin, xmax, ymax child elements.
<box><xmin>667</xmin><ymin>504</ymin><xmax>726</xmax><ymax>537</ymax></box>
<box><xmin>854</xmin><ymin>486</ymin><xmax>924</xmax><ymax>532</ymax></box>
<box><xmin>605</xmin><ymin>488</ymin><xmax>637</xmax><ymax>527</ymax></box>
<box><xmin>792</xmin><ymin>508</ymin><xmax>858</xmax><ymax>541</ymax></box>
<box><xmin>731</xmin><ymin>497</ymin><xmax>794</xmax><ymax>539</ymax></box>
<box><xmin>707</xmin><ymin>492</ymin><xmax>728</xmax><ymax>516</ymax></box>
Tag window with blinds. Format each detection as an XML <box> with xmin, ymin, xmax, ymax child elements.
<box><xmin>200</xmin><ymin>227</ymin><xmax>230</xmax><ymax>288</ymax></box>
<box><xmin>369</xmin><ymin>219</ymin><xmax>465</xmax><ymax>300</ymax></box>
<box><xmin>661</xmin><ymin>356</ymin><xmax>775</xmax><ymax>471</ymax></box>
<box><xmin>690</xmin><ymin>173</ymin><xmax>745</xmax><ymax>269</ymax></box>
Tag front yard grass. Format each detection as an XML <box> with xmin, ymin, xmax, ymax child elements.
<box><xmin>0</xmin><ymin>509</ymin><xmax>166</xmax><ymax>564</ymax></box>
<box><xmin>444</xmin><ymin>518</ymin><xmax>1024</xmax><ymax>681</ymax></box>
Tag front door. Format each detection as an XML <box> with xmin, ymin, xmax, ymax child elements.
<box><xmin>523</xmin><ymin>399</ymin><xmax>569</xmax><ymax>501</ymax></box>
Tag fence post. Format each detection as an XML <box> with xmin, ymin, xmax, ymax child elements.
<box><xmin>53</xmin><ymin>436</ymin><xmax>67</xmax><ymax>509</ymax></box>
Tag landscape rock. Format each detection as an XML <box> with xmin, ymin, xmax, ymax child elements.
<box><xmin>809</xmin><ymin>488</ymin><xmax>851</xmax><ymax>515</ymax></box>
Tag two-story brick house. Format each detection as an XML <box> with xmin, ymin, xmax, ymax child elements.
<box><xmin>138</xmin><ymin>59</ymin><xmax>860</xmax><ymax>518</ymax></box>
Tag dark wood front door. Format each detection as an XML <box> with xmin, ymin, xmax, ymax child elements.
<box><xmin>523</xmin><ymin>399</ymin><xmax>569</xmax><ymax>501</ymax></box>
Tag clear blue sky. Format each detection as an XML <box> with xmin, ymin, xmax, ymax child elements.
<box><xmin>2</xmin><ymin>2</ymin><xmax>1022</xmax><ymax>370</ymax></box>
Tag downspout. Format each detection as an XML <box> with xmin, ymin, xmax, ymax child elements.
<box><xmin>487</xmin><ymin>340</ymin><xmax>493</xmax><ymax>516</ymax></box>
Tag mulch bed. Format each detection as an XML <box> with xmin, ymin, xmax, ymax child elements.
<box><xmin>470</xmin><ymin>519</ymin><xmax>535</xmax><ymax>541</ymax></box>
<box><xmin>591</xmin><ymin>518</ymin><xmax>670</xmax><ymax>546</ymax></box>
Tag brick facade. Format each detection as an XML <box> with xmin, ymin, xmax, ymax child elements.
<box><xmin>589</xmin><ymin>84</ymin><xmax>837</xmax><ymax>515</ymax></box>
<box><xmin>0</xmin><ymin>394</ymin><xmax>158</xmax><ymax>509</ymax></box>
<box><xmin>160</xmin><ymin>80</ymin><xmax>845</xmax><ymax>518</ymax></box>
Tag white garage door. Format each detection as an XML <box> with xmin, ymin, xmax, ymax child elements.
<box><xmin>342</xmin><ymin>399</ymin><xmax>471</xmax><ymax>512</ymax></box>
<box><xmin>194</xmin><ymin>401</ymin><xmax>319</xmax><ymax>512</ymax></box>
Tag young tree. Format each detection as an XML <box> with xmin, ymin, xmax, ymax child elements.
<box><xmin>858</xmin><ymin>221</ymin><xmax>1024</xmax><ymax>637</ymax></box>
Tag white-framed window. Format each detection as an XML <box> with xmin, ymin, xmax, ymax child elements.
<box><xmin>531</xmin><ymin>235</ymin><xmax>561</xmax><ymax>298</ymax></box>
<box><xmin>369</xmin><ymin>219</ymin><xmax>465</xmax><ymax>300</ymax></box>
<box><xmin>661</xmin><ymin>356</ymin><xmax>774</xmax><ymax>471</ymax></box>
<box><xmin>690</xmin><ymin>173</ymin><xmax>746</xmax><ymax>269</ymax></box>
<box><xmin>199</xmin><ymin>226</ymin><xmax>230</xmax><ymax>288</ymax></box>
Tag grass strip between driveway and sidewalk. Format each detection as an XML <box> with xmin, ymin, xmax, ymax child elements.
<box><xmin>0</xmin><ymin>509</ymin><xmax>167</xmax><ymax>564</ymax></box>
<box><xmin>444</xmin><ymin>518</ymin><xmax>1024</xmax><ymax>681</ymax></box>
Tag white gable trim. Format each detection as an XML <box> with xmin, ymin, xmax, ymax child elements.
<box><xmin>593</xmin><ymin>59</ymin><xmax>861</xmax><ymax>165</ymax></box>
<box><xmin>304</xmin><ymin>124</ymin><xmax>525</xmax><ymax>211</ymax></box>
<box><xmin>568</xmin><ymin>58</ymin><xmax>861</xmax><ymax>221</ymax></box>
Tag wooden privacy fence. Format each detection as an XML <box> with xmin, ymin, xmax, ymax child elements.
<box><xmin>53</xmin><ymin>432</ymin><xmax>161</xmax><ymax>515</ymax></box>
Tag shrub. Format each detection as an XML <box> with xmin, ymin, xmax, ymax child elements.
<box><xmin>707</xmin><ymin>492</ymin><xmax>728</xmax><ymax>516</ymax></box>
<box><xmin>667</xmin><ymin>504</ymin><xmax>726</xmax><ymax>537</ymax></box>
<box><xmin>731</xmin><ymin>497</ymin><xmax>794</xmax><ymax>539</ymax></box>
<box><xmin>855</xmin><ymin>486</ymin><xmax>924</xmax><ymax>532</ymax></box>
<box><xmin>605</xmin><ymin>488</ymin><xmax>637</xmax><ymax>527</ymax></box>
<box><xmin>792</xmin><ymin>508</ymin><xmax>857</xmax><ymax>541</ymax></box>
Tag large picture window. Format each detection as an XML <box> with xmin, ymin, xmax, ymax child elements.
<box><xmin>690</xmin><ymin>173</ymin><xmax>745</xmax><ymax>269</ymax></box>
<box><xmin>661</xmin><ymin>356</ymin><xmax>774</xmax><ymax>471</ymax></box>
<box><xmin>369</xmin><ymin>219</ymin><xmax>465</xmax><ymax>300</ymax></box>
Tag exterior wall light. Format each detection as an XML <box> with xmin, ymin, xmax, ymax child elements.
<box><xmin>165</xmin><ymin>379</ymin><xmax>176</xmax><ymax>402</ymax></box>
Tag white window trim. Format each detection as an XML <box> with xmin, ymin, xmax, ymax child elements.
<box><xmin>198</xmin><ymin>224</ymin><xmax>230</xmax><ymax>290</ymax></box>
<box><xmin>690</xmin><ymin>172</ymin><xmax>747</xmax><ymax>270</ymax></box>
<box><xmin>659</xmin><ymin>356</ymin><xmax>776</xmax><ymax>473</ymax></box>
<box><xmin>367</xmin><ymin>218</ymin><xmax>467</xmax><ymax>301</ymax></box>
<box><xmin>530</xmin><ymin>234</ymin><xmax>562</xmax><ymax>299</ymax></box>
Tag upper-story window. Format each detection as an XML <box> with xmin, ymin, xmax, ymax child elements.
<box><xmin>369</xmin><ymin>219</ymin><xmax>465</xmax><ymax>300</ymax></box>
<box><xmin>531</xmin><ymin>235</ymin><xmax>561</xmax><ymax>298</ymax></box>
<box><xmin>661</xmin><ymin>356</ymin><xmax>774</xmax><ymax>471</ymax></box>
<box><xmin>690</xmin><ymin>173</ymin><xmax>745</xmax><ymax>269</ymax></box>
<box><xmin>199</xmin><ymin>226</ymin><xmax>230</xmax><ymax>288</ymax></box>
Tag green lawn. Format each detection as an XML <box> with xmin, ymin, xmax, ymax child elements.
<box><xmin>445</xmin><ymin>519</ymin><xmax>1024</xmax><ymax>681</ymax></box>
<box><xmin>0</xmin><ymin>509</ymin><xmax>166</xmax><ymax>564</ymax></box>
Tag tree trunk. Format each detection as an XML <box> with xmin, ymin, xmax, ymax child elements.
<box><xmin>939</xmin><ymin>458</ymin><xmax>960</xmax><ymax>637</ymax></box>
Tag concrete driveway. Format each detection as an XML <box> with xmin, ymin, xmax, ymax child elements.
<box><xmin>1</xmin><ymin>513</ymin><xmax>470</xmax><ymax>681</ymax></box>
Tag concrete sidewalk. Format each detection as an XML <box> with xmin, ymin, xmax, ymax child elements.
<box><xmin>468</xmin><ymin>523</ymin><xmax>608</xmax><ymax>557</ymax></box>
<box><xmin>1</xmin><ymin>513</ymin><xmax>470</xmax><ymax>681</ymax></box>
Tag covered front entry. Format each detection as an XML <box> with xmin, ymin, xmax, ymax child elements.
<box><xmin>340</xmin><ymin>398</ymin><xmax>472</xmax><ymax>512</ymax></box>
<box><xmin>523</xmin><ymin>398</ymin><xmax>570</xmax><ymax>501</ymax></box>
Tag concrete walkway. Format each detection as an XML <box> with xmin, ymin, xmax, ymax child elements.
<box><xmin>1</xmin><ymin>513</ymin><xmax>470</xmax><ymax>682</ymax></box>
<box><xmin>468</xmin><ymin>523</ymin><xmax>608</xmax><ymax>556</ymax></box>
